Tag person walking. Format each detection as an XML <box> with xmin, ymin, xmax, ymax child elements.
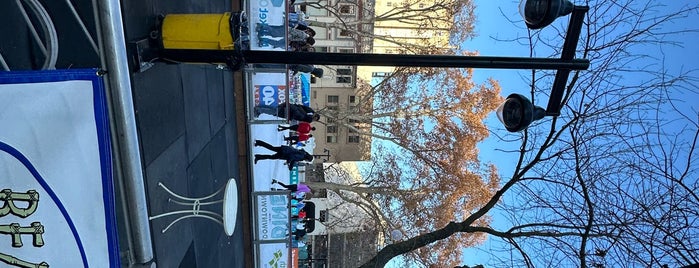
<box><xmin>254</xmin><ymin>140</ymin><xmax>314</xmax><ymax>169</ymax></box>
<box><xmin>256</xmin><ymin>103</ymin><xmax>320</xmax><ymax>122</ymax></box>
<box><xmin>278</xmin><ymin>122</ymin><xmax>315</xmax><ymax>133</ymax></box>
<box><xmin>284</xmin><ymin>133</ymin><xmax>313</xmax><ymax>143</ymax></box>
<box><xmin>271</xmin><ymin>179</ymin><xmax>313</xmax><ymax>194</ymax></box>
<box><xmin>289</xmin><ymin>64</ymin><xmax>324</xmax><ymax>78</ymax></box>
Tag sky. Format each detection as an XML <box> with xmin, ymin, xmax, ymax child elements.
<box><xmin>461</xmin><ymin>0</ymin><xmax>699</xmax><ymax>267</ymax></box>
<box><xmin>357</xmin><ymin>0</ymin><xmax>699</xmax><ymax>266</ymax></box>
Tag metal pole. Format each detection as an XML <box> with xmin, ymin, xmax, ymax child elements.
<box><xmin>96</xmin><ymin>0</ymin><xmax>154</xmax><ymax>264</ymax></box>
<box><xmin>159</xmin><ymin>49</ymin><xmax>590</xmax><ymax>70</ymax></box>
<box><xmin>546</xmin><ymin>6</ymin><xmax>589</xmax><ymax>116</ymax></box>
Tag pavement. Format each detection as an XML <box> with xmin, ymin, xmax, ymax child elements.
<box><xmin>1</xmin><ymin>0</ymin><xmax>252</xmax><ymax>267</ymax></box>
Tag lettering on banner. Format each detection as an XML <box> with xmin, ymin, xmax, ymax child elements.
<box><xmin>261</xmin><ymin>86</ymin><xmax>276</xmax><ymax>106</ymax></box>
<box><xmin>0</xmin><ymin>189</ymin><xmax>49</xmax><ymax>268</ymax></box>
<box><xmin>270</xmin><ymin>195</ymin><xmax>288</xmax><ymax>239</ymax></box>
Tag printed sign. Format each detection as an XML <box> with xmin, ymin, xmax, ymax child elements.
<box><xmin>248</xmin><ymin>0</ymin><xmax>287</xmax><ymax>50</ymax></box>
<box><xmin>258</xmin><ymin>243</ymin><xmax>290</xmax><ymax>268</ymax></box>
<box><xmin>255</xmin><ymin>85</ymin><xmax>287</xmax><ymax>107</ymax></box>
<box><xmin>256</xmin><ymin>193</ymin><xmax>290</xmax><ymax>241</ymax></box>
<box><xmin>0</xmin><ymin>69</ymin><xmax>118</xmax><ymax>268</ymax></box>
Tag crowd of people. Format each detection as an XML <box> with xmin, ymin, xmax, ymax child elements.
<box><xmin>253</xmin><ymin>102</ymin><xmax>319</xmax><ymax>244</ymax></box>
<box><xmin>251</xmin><ymin>7</ymin><xmax>326</xmax><ymax>249</ymax></box>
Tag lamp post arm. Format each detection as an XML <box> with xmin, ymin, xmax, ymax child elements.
<box><xmin>241</xmin><ymin>50</ymin><xmax>590</xmax><ymax>70</ymax></box>
<box><xmin>158</xmin><ymin>49</ymin><xmax>589</xmax><ymax>71</ymax></box>
<box><xmin>546</xmin><ymin>6</ymin><xmax>590</xmax><ymax>116</ymax></box>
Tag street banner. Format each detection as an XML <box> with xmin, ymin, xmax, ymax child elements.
<box><xmin>248</xmin><ymin>0</ymin><xmax>287</xmax><ymax>50</ymax></box>
<box><xmin>254</xmin><ymin>193</ymin><xmax>290</xmax><ymax>241</ymax></box>
<box><xmin>0</xmin><ymin>69</ymin><xmax>118</xmax><ymax>268</ymax></box>
<box><xmin>258</xmin><ymin>243</ymin><xmax>291</xmax><ymax>268</ymax></box>
<box><xmin>299</xmin><ymin>73</ymin><xmax>311</xmax><ymax>106</ymax></box>
<box><xmin>288</xmin><ymin>73</ymin><xmax>310</xmax><ymax>107</ymax></box>
<box><xmin>252</xmin><ymin>73</ymin><xmax>287</xmax><ymax>108</ymax></box>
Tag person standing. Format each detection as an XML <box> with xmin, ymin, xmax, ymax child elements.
<box><xmin>285</xmin><ymin>133</ymin><xmax>313</xmax><ymax>143</ymax></box>
<box><xmin>256</xmin><ymin>103</ymin><xmax>320</xmax><ymax>122</ymax></box>
<box><xmin>254</xmin><ymin>140</ymin><xmax>314</xmax><ymax>169</ymax></box>
<box><xmin>271</xmin><ymin>179</ymin><xmax>313</xmax><ymax>195</ymax></box>
<box><xmin>278</xmin><ymin>122</ymin><xmax>315</xmax><ymax>133</ymax></box>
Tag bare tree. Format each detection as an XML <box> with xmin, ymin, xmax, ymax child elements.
<box><xmin>301</xmin><ymin>0</ymin><xmax>475</xmax><ymax>53</ymax></box>
<box><xmin>353</xmin><ymin>0</ymin><xmax>699</xmax><ymax>267</ymax></box>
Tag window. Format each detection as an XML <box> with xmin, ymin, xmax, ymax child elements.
<box><xmin>386</xmin><ymin>1</ymin><xmax>392</xmax><ymax>6</ymax></box>
<box><xmin>339</xmin><ymin>4</ymin><xmax>355</xmax><ymax>15</ymax></box>
<box><xmin>314</xmin><ymin>46</ymin><xmax>329</xmax><ymax>52</ymax></box>
<box><xmin>327</xmin><ymin>95</ymin><xmax>339</xmax><ymax>104</ymax></box>
<box><xmin>313</xmin><ymin>27</ymin><xmax>329</xmax><ymax>40</ymax></box>
<box><xmin>337</xmin><ymin>68</ymin><xmax>352</xmax><ymax>75</ymax></box>
<box><xmin>349</xmin><ymin>95</ymin><xmax>357</xmax><ymax>104</ymax></box>
<box><xmin>306</xmin><ymin>5</ymin><xmax>328</xmax><ymax>16</ymax></box>
<box><xmin>339</xmin><ymin>29</ymin><xmax>352</xmax><ymax>37</ymax></box>
<box><xmin>327</xmin><ymin>125</ymin><xmax>338</xmax><ymax>133</ymax></box>
<box><xmin>338</xmin><ymin>48</ymin><xmax>355</xmax><ymax>53</ymax></box>
<box><xmin>336</xmin><ymin>68</ymin><xmax>353</xmax><ymax>84</ymax></box>
<box><xmin>336</xmin><ymin>77</ymin><xmax>352</xmax><ymax>83</ymax></box>
<box><xmin>348</xmin><ymin>135</ymin><xmax>360</xmax><ymax>143</ymax></box>
<box><xmin>326</xmin><ymin>136</ymin><xmax>338</xmax><ymax>143</ymax></box>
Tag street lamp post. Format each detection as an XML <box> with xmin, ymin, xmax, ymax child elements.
<box><xmin>151</xmin><ymin>0</ymin><xmax>589</xmax><ymax>132</ymax></box>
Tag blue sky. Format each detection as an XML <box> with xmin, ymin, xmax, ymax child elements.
<box><xmin>376</xmin><ymin>1</ymin><xmax>699</xmax><ymax>266</ymax></box>
<box><xmin>460</xmin><ymin>0</ymin><xmax>699</xmax><ymax>267</ymax></box>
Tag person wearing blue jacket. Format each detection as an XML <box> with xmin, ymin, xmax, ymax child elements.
<box><xmin>254</xmin><ymin>140</ymin><xmax>314</xmax><ymax>169</ymax></box>
<box><xmin>255</xmin><ymin>102</ymin><xmax>321</xmax><ymax>122</ymax></box>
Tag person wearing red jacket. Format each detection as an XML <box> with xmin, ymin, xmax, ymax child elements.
<box><xmin>278</xmin><ymin>122</ymin><xmax>315</xmax><ymax>134</ymax></box>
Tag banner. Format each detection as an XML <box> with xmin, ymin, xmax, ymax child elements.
<box><xmin>248</xmin><ymin>0</ymin><xmax>287</xmax><ymax>50</ymax></box>
<box><xmin>252</xmin><ymin>73</ymin><xmax>287</xmax><ymax>108</ymax></box>
<box><xmin>255</xmin><ymin>193</ymin><xmax>289</xmax><ymax>241</ymax></box>
<box><xmin>258</xmin><ymin>243</ymin><xmax>291</xmax><ymax>268</ymax></box>
<box><xmin>0</xmin><ymin>69</ymin><xmax>118</xmax><ymax>268</ymax></box>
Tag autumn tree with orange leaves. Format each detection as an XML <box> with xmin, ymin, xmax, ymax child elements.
<box><xmin>307</xmin><ymin>66</ymin><xmax>503</xmax><ymax>266</ymax></box>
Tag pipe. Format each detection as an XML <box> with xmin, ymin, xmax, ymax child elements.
<box><xmin>95</xmin><ymin>0</ymin><xmax>154</xmax><ymax>264</ymax></box>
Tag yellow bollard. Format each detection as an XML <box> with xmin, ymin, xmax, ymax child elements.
<box><xmin>161</xmin><ymin>13</ymin><xmax>234</xmax><ymax>50</ymax></box>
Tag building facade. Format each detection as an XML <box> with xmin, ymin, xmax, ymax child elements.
<box><xmin>298</xmin><ymin>0</ymin><xmax>374</xmax><ymax>162</ymax></box>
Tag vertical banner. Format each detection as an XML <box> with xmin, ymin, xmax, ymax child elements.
<box><xmin>252</xmin><ymin>72</ymin><xmax>287</xmax><ymax>108</ymax></box>
<box><xmin>0</xmin><ymin>69</ymin><xmax>118</xmax><ymax>267</ymax></box>
<box><xmin>248</xmin><ymin>0</ymin><xmax>287</xmax><ymax>50</ymax></box>
<box><xmin>258</xmin><ymin>243</ymin><xmax>291</xmax><ymax>268</ymax></box>
<box><xmin>255</xmin><ymin>193</ymin><xmax>289</xmax><ymax>241</ymax></box>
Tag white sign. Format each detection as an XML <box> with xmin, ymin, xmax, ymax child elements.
<box><xmin>258</xmin><ymin>243</ymin><xmax>290</xmax><ymax>268</ymax></box>
<box><xmin>256</xmin><ymin>194</ymin><xmax>290</xmax><ymax>241</ymax></box>
<box><xmin>248</xmin><ymin>0</ymin><xmax>287</xmax><ymax>50</ymax></box>
<box><xmin>0</xmin><ymin>70</ymin><xmax>118</xmax><ymax>267</ymax></box>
